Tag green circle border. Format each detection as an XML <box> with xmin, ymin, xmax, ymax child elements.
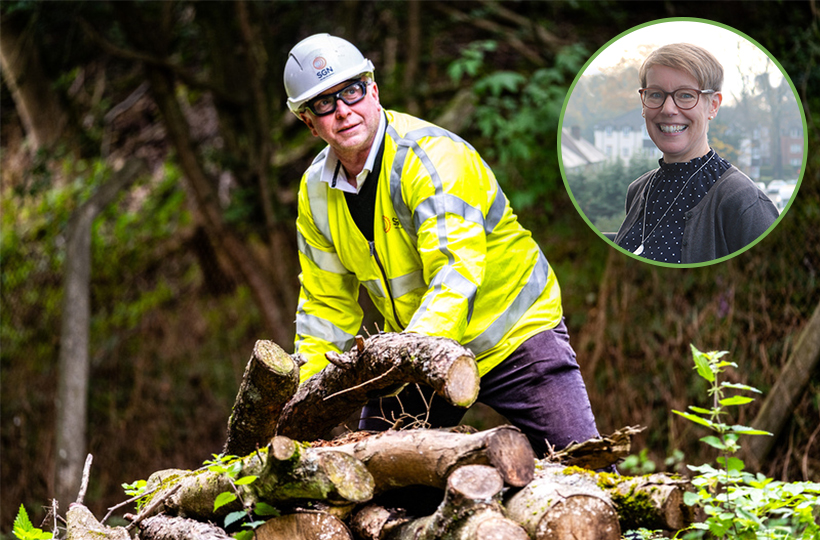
<box><xmin>557</xmin><ymin>16</ymin><xmax>809</xmax><ymax>269</ymax></box>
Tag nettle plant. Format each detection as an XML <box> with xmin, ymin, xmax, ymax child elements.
<box><xmin>672</xmin><ymin>345</ymin><xmax>820</xmax><ymax>540</ymax></box>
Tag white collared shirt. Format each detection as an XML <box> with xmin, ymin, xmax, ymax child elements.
<box><xmin>318</xmin><ymin>112</ymin><xmax>387</xmax><ymax>194</ymax></box>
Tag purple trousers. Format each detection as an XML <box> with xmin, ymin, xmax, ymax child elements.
<box><xmin>359</xmin><ymin>320</ymin><xmax>601</xmax><ymax>457</ymax></box>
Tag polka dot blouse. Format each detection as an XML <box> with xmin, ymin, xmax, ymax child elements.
<box><xmin>620</xmin><ymin>149</ymin><xmax>731</xmax><ymax>263</ymax></box>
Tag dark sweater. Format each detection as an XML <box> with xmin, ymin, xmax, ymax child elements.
<box><xmin>614</xmin><ymin>165</ymin><xmax>779</xmax><ymax>264</ymax></box>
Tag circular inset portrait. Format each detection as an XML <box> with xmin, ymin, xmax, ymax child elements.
<box><xmin>559</xmin><ymin>18</ymin><xmax>807</xmax><ymax>267</ymax></box>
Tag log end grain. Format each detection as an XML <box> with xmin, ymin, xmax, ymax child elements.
<box><xmin>253</xmin><ymin>340</ymin><xmax>296</xmax><ymax>376</ymax></box>
<box><xmin>319</xmin><ymin>451</ymin><xmax>376</xmax><ymax>504</ymax></box>
<box><xmin>485</xmin><ymin>427</ymin><xmax>536</xmax><ymax>487</ymax></box>
<box><xmin>447</xmin><ymin>465</ymin><xmax>504</xmax><ymax>502</ymax></box>
<box><xmin>535</xmin><ymin>496</ymin><xmax>620</xmax><ymax>540</ymax></box>
<box><xmin>442</xmin><ymin>355</ymin><xmax>480</xmax><ymax>408</ymax></box>
<box><xmin>475</xmin><ymin>516</ymin><xmax>530</xmax><ymax>540</ymax></box>
<box><xmin>255</xmin><ymin>511</ymin><xmax>352</xmax><ymax>540</ymax></box>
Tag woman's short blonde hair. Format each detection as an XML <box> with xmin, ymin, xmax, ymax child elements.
<box><xmin>640</xmin><ymin>43</ymin><xmax>724</xmax><ymax>92</ymax></box>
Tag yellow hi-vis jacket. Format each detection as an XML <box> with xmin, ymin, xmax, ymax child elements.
<box><xmin>294</xmin><ymin>110</ymin><xmax>563</xmax><ymax>383</ymax></box>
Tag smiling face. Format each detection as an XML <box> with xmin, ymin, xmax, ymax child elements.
<box><xmin>300</xmin><ymin>78</ymin><xmax>382</xmax><ymax>174</ymax></box>
<box><xmin>643</xmin><ymin>65</ymin><xmax>722</xmax><ymax>163</ymax></box>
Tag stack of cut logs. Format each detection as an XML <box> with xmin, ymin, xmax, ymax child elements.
<box><xmin>67</xmin><ymin>335</ymin><xmax>695</xmax><ymax>540</ymax></box>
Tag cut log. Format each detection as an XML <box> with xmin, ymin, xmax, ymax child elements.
<box><xmin>277</xmin><ymin>333</ymin><xmax>479</xmax><ymax>441</ymax></box>
<box><xmin>223</xmin><ymin>340</ymin><xmax>299</xmax><ymax>456</ymax></box>
<box><xmin>325</xmin><ymin>425</ymin><xmax>535</xmax><ymax>492</ymax></box>
<box><xmin>254</xmin><ymin>510</ymin><xmax>352</xmax><ymax>540</ymax></box>
<box><xmin>505</xmin><ymin>463</ymin><xmax>621</xmax><ymax>540</ymax></box>
<box><xmin>67</xmin><ymin>504</ymin><xmax>130</xmax><ymax>540</ymax></box>
<box><xmin>141</xmin><ymin>436</ymin><xmax>373</xmax><ymax>521</ymax></box>
<box><xmin>137</xmin><ymin>515</ymin><xmax>232</xmax><ymax>540</ymax></box>
<box><xmin>599</xmin><ymin>473</ymin><xmax>694</xmax><ymax>531</ymax></box>
<box><xmin>352</xmin><ymin>465</ymin><xmax>528</xmax><ymax>540</ymax></box>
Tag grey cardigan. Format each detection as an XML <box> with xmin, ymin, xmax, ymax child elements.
<box><xmin>614</xmin><ymin>165</ymin><xmax>779</xmax><ymax>264</ymax></box>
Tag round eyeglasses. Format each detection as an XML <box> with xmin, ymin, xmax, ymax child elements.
<box><xmin>306</xmin><ymin>80</ymin><xmax>369</xmax><ymax>116</ymax></box>
<box><xmin>638</xmin><ymin>87</ymin><xmax>716</xmax><ymax>110</ymax></box>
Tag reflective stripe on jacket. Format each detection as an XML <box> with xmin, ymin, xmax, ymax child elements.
<box><xmin>295</xmin><ymin>110</ymin><xmax>563</xmax><ymax>383</ymax></box>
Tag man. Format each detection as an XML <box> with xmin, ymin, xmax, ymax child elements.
<box><xmin>284</xmin><ymin>33</ymin><xmax>600</xmax><ymax>456</ymax></box>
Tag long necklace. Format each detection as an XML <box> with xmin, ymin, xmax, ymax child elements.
<box><xmin>633</xmin><ymin>151</ymin><xmax>715</xmax><ymax>256</ymax></box>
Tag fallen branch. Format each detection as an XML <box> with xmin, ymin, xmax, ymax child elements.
<box><xmin>138</xmin><ymin>515</ymin><xmax>233</xmax><ymax>540</ymax></box>
<box><xmin>223</xmin><ymin>340</ymin><xmax>299</xmax><ymax>456</ymax></box>
<box><xmin>325</xmin><ymin>425</ymin><xmax>535</xmax><ymax>493</ymax></box>
<box><xmin>277</xmin><ymin>333</ymin><xmax>479</xmax><ymax>441</ymax></box>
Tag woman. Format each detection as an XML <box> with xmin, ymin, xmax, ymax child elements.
<box><xmin>614</xmin><ymin>43</ymin><xmax>778</xmax><ymax>264</ymax></box>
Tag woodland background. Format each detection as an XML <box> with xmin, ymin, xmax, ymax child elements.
<box><xmin>1</xmin><ymin>0</ymin><xmax>819</xmax><ymax>533</ymax></box>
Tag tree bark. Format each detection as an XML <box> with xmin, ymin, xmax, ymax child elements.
<box><xmin>223</xmin><ymin>340</ymin><xmax>299</xmax><ymax>456</ymax></box>
<box><xmin>747</xmin><ymin>299</ymin><xmax>820</xmax><ymax>468</ymax></box>
<box><xmin>55</xmin><ymin>159</ymin><xmax>146</xmax><ymax>508</ymax></box>
<box><xmin>138</xmin><ymin>515</ymin><xmax>233</xmax><ymax>540</ymax></box>
<box><xmin>0</xmin><ymin>10</ymin><xmax>72</xmax><ymax>151</ymax></box>
<box><xmin>325</xmin><ymin>425</ymin><xmax>534</xmax><ymax>493</ymax></box>
<box><xmin>277</xmin><ymin>333</ymin><xmax>479</xmax><ymax>441</ymax></box>
<box><xmin>353</xmin><ymin>465</ymin><xmax>528</xmax><ymax>540</ymax></box>
<box><xmin>142</xmin><ymin>436</ymin><xmax>373</xmax><ymax>521</ymax></box>
<box><xmin>505</xmin><ymin>463</ymin><xmax>621</xmax><ymax>540</ymax></box>
<box><xmin>67</xmin><ymin>504</ymin><xmax>130</xmax><ymax>540</ymax></box>
<box><xmin>599</xmin><ymin>473</ymin><xmax>694</xmax><ymax>532</ymax></box>
<box><xmin>254</xmin><ymin>511</ymin><xmax>352</xmax><ymax>540</ymax></box>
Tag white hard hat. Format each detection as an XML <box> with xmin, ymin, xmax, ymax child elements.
<box><xmin>284</xmin><ymin>34</ymin><xmax>375</xmax><ymax>116</ymax></box>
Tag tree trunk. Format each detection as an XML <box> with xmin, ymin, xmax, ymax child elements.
<box><xmin>325</xmin><ymin>425</ymin><xmax>534</xmax><ymax>493</ymax></box>
<box><xmin>223</xmin><ymin>340</ymin><xmax>299</xmax><ymax>456</ymax></box>
<box><xmin>254</xmin><ymin>511</ymin><xmax>352</xmax><ymax>540</ymax></box>
<box><xmin>0</xmin><ymin>11</ymin><xmax>72</xmax><ymax>151</ymax></box>
<box><xmin>55</xmin><ymin>159</ymin><xmax>146</xmax><ymax>508</ymax></box>
<box><xmin>142</xmin><ymin>436</ymin><xmax>373</xmax><ymax>521</ymax></box>
<box><xmin>277</xmin><ymin>333</ymin><xmax>479</xmax><ymax>441</ymax></box>
<box><xmin>138</xmin><ymin>516</ymin><xmax>233</xmax><ymax>540</ymax></box>
<box><xmin>747</xmin><ymin>299</ymin><xmax>820</xmax><ymax>468</ymax></box>
<box><xmin>504</xmin><ymin>463</ymin><xmax>621</xmax><ymax>540</ymax></box>
<box><xmin>353</xmin><ymin>465</ymin><xmax>528</xmax><ymax>540</ymax></box>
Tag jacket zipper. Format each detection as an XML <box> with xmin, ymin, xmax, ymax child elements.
<box><xmin>369</xmin><ymin>240</ymin><xmax>405</xmax><ymax>329</ymax></box>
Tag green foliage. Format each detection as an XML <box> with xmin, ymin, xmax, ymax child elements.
<box><xmin>670</xmin><ymin>346</ymin><xmax>820</xmax><ymax>539</ymax></box>
<box><xmin>565</xmin><ymin>154</ymin><xmax>658</xmax><ymax>231</ymax></box>
<box><xmin>203</xmin><ymin>453</ymin><xmax>279</xmax><ymax>532</ymax></box>
<box><xmin>12</xmin><ymin>505</ymin><xmax>52</xmax><ymax>540</ymax></box>
<box><xmin>619</xmin><ymin>448</ymin><xmax>657</xmax><ymax>476</ymax></box>
<box><xmin>453</xmin><ymin>42</ymin><xmax>588</xmax><ymax>214</ymax></box>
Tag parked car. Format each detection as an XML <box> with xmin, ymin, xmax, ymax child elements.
<box><xmin>776</xmin><ymin>184</ymin><xmax>797</xmax><ymax>211</ymax></box>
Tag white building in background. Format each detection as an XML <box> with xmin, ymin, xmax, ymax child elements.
<box><xmin>561</xmin><ymin>126</ymin><xmax>607</xmax><ymax>171</ymax></box>
<box><xmin>593</xmin><ymin>108</ymin><xmax>661</xmax><ymax>162</ymax></box>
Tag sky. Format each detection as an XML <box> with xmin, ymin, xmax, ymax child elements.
<box><xmin>582</xmin><ymin>21</ymin><xmax>788</xmax><ymax>106</ymax></box>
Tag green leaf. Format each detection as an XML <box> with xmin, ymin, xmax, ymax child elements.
<box><xmin>224</xmin><ymin>510</ymin><xmax>248</xmax><ymax>529</ymax></box>
<box><xmin>719</xmin><ymin>396</ymin><xmax>755</xmax><ymax>407</ymax></box>
<box><xmin>730</xmin><ymin>425</ymin><xmax>773</xmax><ymax>436</ymax></box>
<box><xmin>690</xmin><ymin>344</ymin><xmax>715</xmax><ymax>382</ymax></box>
<box><xmin>700</xmin><ymin>435</ymin><xmax>726</xmax><ymax>450</ymax></box>
<box><xmin>683</xmin><ymin>491</ymin><xmax>701</xmax><ymax>506</ymax></box>
<box><xmin>688</xmin><ymin>406</ymin><xmax>713</xmax><ymax>415</ymax></box>
<box><xmin>254</xmin><ymin>502</ymin><xmax>280</xmax><ymax>517</ymax></box>
<box><xmin>716</xmin><ymin>456</ymin><xmax>745</xmax><ymax>472</ymax></box>
<box><xmin>673</xmin><ymin>410</ymin><xmax>715</xmax><ymax>429</ymax></box>
<box><xmin>214</xmin><ymin>492</ymin><xmax>237</xmax><ymax>511</ymax></box>
<box><xmin>233</xmin><ymin>530</ymin><xmax>254</xmax><ymax>540</ymax></box>
<box><xmin>234</xmin><ymin>475</ymin><xmax>257</xmax><ymax>486</ymax></box>
<box><xmin>13</xmin><ymin>505</ymin><xmax>34</xmax><ymax>539</ymax></box>
<box><xmin>721</xmin><ymin>382</ymin><xmax>762</xmax><ymax>393</ymax></box>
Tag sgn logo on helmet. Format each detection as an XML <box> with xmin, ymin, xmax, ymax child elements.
<box><xmin>312</xmin><ymin>56</ymin><xmax>334</xmax><ymax>80</ymax></box>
